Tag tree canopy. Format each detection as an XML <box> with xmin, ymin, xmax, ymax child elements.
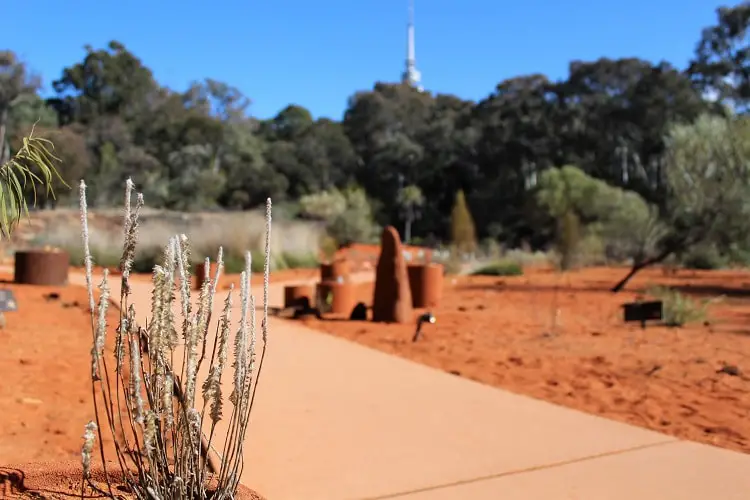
<box><xmin>2</xmin><ymin>3</ymin><xmax>750</xmax><ymax>286</ymax></box>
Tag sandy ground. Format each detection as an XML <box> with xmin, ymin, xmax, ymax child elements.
<box><xmin>0</xmin><ymin>266</ymin><xmax>317</xmax><ymax>469</ymax></box>
<box><xmin>0</xmin><ymin>274</ymin><xmax>120</xmax><ymax>465</ymax></box>
<box><xmin>0</xmin><ymin>461</ymin><xmax>265</xmax><ymax>499</ymax></box>
<box><xmin>299</xmin><ymin>266</ymin><xmax>750</xmax><ymax>454</ymax></box>
<box><xmin>2</xmin><ymin>261</ymin><xmax>748</xmax><ymax>480</ymax></box>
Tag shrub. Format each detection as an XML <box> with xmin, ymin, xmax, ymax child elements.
<box><xmin>681</xmin><ymin>244</ymin><xmax>727</xmax><ymax>270</ymax></box>
<box><xmin>78</xmin><ymin>178</ymin><xmax>272</xmax><ymax>499</ymax></box>
<box><xmin>278</xmin><ymin>251</ymin><xmax>319</xmax><ymax>269</ymax></box>
<box><xmin>647</xmin><ymin>285</ymin><xmax>723</xmax><ymax>327</ymax></box>
<box><xmin>130</xmin><ymin>245</ymin><xmax>165</xmax><ymax>273</ymax></box>
<box><xmin>537</xmin><ymin>165</ymin><xmax>665</xmax><ymax>269</ymax></box>
<box><xmin>471</xmin><ymin>259</ymin><xmax>523</xmax><ymax>277</ymax></box>
<box><xmin>479</xmin><ymin>237</ymin><xmax>502</xmax><ymax>260</ymax></box>
<box><xmin>223</xmin><ymin>251</ymin><xmax>248</xmax><ymax>274</ymax></box>
<box><xmin>503</xmin><ymin>248</ymin><xmax>553</xmax><ymax>267</ymax></box>
<box><xmin>62</xmin><ymin>243</ymin><xmax>122</xmax><ymax>269</ymax></box>
<box><xmin>299</xmin><ymin>186</ymin><xmax>379</xmax><ymax>245</ymax></box>
<box><xmin>575</xmin><ymin>231</ymin><xmax>607</xmax><ymax>267</ymax></box>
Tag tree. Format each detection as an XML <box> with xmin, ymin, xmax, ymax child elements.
<box><xmin>688</xmin><ymin>3</ymin><xmax>750</xmax><ymax>113</ymax></box>
<box><xmin>166</xmin><ymin>144</ymin><xmax>225</xmax><ymax>210</ymax></box>
<box><xmin>0</xmin><ymin>51</ymin><xmax>41</xmax><ymax>164</ymax></box>
<box><xmin>183</xmin><ymin>78</ymin><xmax>250</xmax><ymax>174</ymax></box>
<box><xmin>299</xmin><ymin>186</ymin><xmax>378</xmax><ymax>245</ymax></box>
<box><xmin>48</xmin><ymin>41</ymin><xmax>159</xmax><ymax>125</ymax></box>
<box><xmin>537</xmin><ymin>165</ymin><xmax>664</xmax><ymax>270</ymax></box>
<box><xmin>0</xmin><ymin>4</ymin><xmax>740</xmax><ymax>259</ymax></box>
<box><xmin>611</xmin><ymin>114</ymin><xmax>750</xmax><ymax>291</ymax></box>
<box><xmin>263</xmin><ymin>104</ymin><xmax>313</xmax><ymax>141</ymax></box>
<box><xmin>396</xmin><ymin>184</ymin><xmax>424</xmax><ymax>243</ymax></box>
<box><xmin>450</xmin><ymin>190</ymin><xmax>477</xmax><ymax>255</ymax></box>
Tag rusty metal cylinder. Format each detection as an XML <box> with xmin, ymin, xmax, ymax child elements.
<box><xmin>14</xmin><ymin>250</ymin><xmax>70</xmax><ymax>286</ymax></box>
<box><xmin>194</xmin><ymin>261</ymin><xmax>219</xmax><ymax>290</ymax></box>
<box><xmin>316</xmin><ymin>281</ymin><xmax>355</xmax><ymax>315</ymax></box>
<box><xmin>407</xmin><ymin>263</ymin><xmax>444</xmax><ymax>308</ymax></box>
<box><xmin>320</xmin><ymin>260</ymin><xmax>350</xmax><ymax>282</ymax></box>
<box><xmin>284</xmin><ymin>284</ymin><xmax>316</xmax><ymax>309</ymax></box>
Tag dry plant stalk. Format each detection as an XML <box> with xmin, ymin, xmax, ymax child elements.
<box><xmin>79</xmin><ymin>178</ymin><xmax>272</xmax><ymax>500</ymax></box>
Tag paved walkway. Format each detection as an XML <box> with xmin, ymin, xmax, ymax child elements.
<box><xmin>71</xmin><ymin>270</ymin><xmax>749</xmax><ymax>500</ymax></box>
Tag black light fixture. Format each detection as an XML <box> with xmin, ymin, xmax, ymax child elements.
<box><xmin>412</xmin><ymin>311</ymin><xmax>436</xmax><ymax>342</ymax></box>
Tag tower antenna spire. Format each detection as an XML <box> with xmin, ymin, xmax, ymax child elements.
<box><xmin>401</xmin><ymin>0</ymin><xmax>422</xmax><ymax>90</ymax></box>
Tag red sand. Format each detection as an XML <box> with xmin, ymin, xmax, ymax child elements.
<box><xmin>0</xmin><ymin>275</ymin><xmax>120</xmax><ymax>465</ymax></box>
<box><xmin>0</xmin><ymin>274</ymin><xmax>268</xmax><ymax>498</ymax></box>
<box><xmin>1</xmin><ymin>461</ymin><xmax>265</xmax><ymax>499</ymax></box>
<box><xmin>300</xmin><ymin>266</ymin><xmax>750</xmax><ymax>454</ymax></box>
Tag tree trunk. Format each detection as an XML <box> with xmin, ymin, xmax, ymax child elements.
<box><xmin>404</xmin><ymin>218</ymin><xmax>412</xmax><ymax>244</ymax></box>
<box><xmin>610</xmin><ymin>247</ymin><xmax>675</xmax><ymax>292</ymax></box>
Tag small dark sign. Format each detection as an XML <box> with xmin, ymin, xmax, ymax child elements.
<box><xmin>623</xmin><ymin>300</ymin><xmax>662</xmax><ymax>327</ymax></box>
<box><xmin>0</xmin><ymin>289</ymin><xmax>18</xmax><ymax>312</ymax></box>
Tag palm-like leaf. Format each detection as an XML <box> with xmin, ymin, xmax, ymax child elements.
<box><xmin>0</xmin><ymin>124</ymin><xmax>63</xmax><ymax>237</ymax></box>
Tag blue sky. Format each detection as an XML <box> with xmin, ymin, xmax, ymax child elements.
<box><xmin>4</xmin><ymin>0</ymin><xmax>729</xmax><ymax>120</ymax></box>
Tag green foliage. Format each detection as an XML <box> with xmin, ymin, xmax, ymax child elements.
<box><xmin>537</xmin><ymin>165</ymin><xmax>665</xmax><ymax>268</ymax></box>
<box><xmin>680</xmin><ymin>244</ymin><xmax>727</xmax><ymax>270</ymax></box>
<box><xmin>0</xmin><ymin>129</ymin><xmax>65</xmax><ymax>236</ymax></box>
<box><xmin>397</xmin><ymin>184</ymin><xmax>424</xmax><ymax>242</ymax></box>
<box><xmin>299</xmin><ymin>186</ymin><xmax>378</xmax><ymax>245</ymax></box>
<box><xmin>220</xmin><ymin>252</ymin><xmax>246</xmax><ymax>274</ymax></box>
<box><xmin>471</xmin><ymin>259</ymin><xmax>523</xmax><ymax>277</ymax></box>
<box><xmin>54</xmin><ymin>244</ymin><xmax>120</xmax><ymax>269</ymax></box>
<box><xmin>130</xmin><ymin>246</ymin><xmax>164</xmax><ymax>274</ymax></box>
<box><xmin>647</xmin><ymin>286</ymin><xmax>723</xmax><ymax>327</ymax></box>
<box><xmin>663</xmin><ymin>115</ymin><xmax>750</xmax><ymax>249</ymax></box>
<box><xmin>479</xmin><ymin>237</ymin><xmax>502</xmax><ymax>260</ymax></box>
<box><xmin>275</xmin><ymin>251</ymin><xmax>319</xmax><ymax>270</ymax></box>
<box><xmin>688</xmin><ymin>3</ymin><xmax>750</xmax><ymax>111</ymax></box>
<box><xmin>2</xmin><ymin>10</ymin><xmax>746</xmax><ymax>257</ymax></box>
<box><xmin>220</xmin><ymin>249</ymin><xmax>318</xmax><ymax>274</ymax></box>
<box><xmin>450</xmin><ymin>190</ymin><xmax>477</xmax><ymax>255</ymax></box>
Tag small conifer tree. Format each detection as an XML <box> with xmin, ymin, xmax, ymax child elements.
<box><xmin>450</xmin><ymin>190</ymin><xmax>477</xmax><ymax>255</ymax></box>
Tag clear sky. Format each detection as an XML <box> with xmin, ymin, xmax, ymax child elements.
<box><xmin>3</xmin><ymin>0</ymin><xmax>729</xmax><ymax>120</ymax></box>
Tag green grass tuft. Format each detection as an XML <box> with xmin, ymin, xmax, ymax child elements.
<box><xmin>471</xmin><ymin>259</ymin><xmax>523</xmax><ymax>277</ymax></box>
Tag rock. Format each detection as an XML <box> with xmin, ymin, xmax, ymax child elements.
<box><xmin>372</xmin><ymin>226</ymin><xmax>413</xmax><ymax>323</ymax></box>
<box><xmin>350</xmin><ymin>302</ymin><xmax>368</xmax><ymax>321</ymax></box>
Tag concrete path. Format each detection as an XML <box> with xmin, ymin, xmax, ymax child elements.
<box><xmin>71</xmin><ymin>270</ymin><xmax>750</xmax><ymax>500</ymax></box>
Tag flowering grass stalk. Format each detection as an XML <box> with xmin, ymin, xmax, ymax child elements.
<box><xmin>79</xmin><ymin>179</ymin><xmax>272</xmax><ymax>499</ymax></box>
